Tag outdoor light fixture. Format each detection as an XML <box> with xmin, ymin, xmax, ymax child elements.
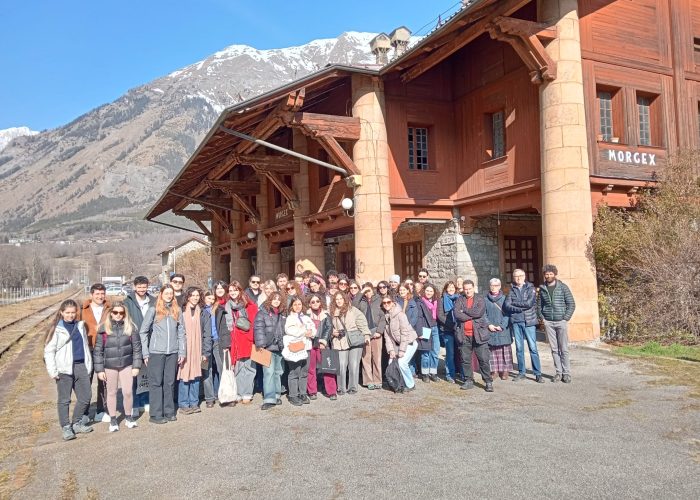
<box><xmin>341</xmin><ymin>197</ymin><xmax>355</xmax><ymax>217</ymax></box>
<box><xmin>247</xmin><ymin>231</ymin><xmax>256</xmax><ymax>239</ymax></box>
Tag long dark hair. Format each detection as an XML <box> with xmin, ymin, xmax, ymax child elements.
<box><xmin>228</xmin><ymin>280</ymin><xmax>250</xmax><ymax>306</ymax></box>
<box><xmin>262</xmin><ymin>291</ymin><xmax>286</xmax><ymax>314</ymax></box>
<box><xmin>44</xmin><ymin>299</ymin><xmax>79</xmax><ymax>345</ymax></box>
<box><xmin>184</xmin><ymin>286</ymin><xmax>202</xmax><ymax>308</ymax></box>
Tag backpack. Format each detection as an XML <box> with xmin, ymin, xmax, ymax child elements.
<box><xmin>385</xmin><ymin>358</ymin><xmax>406</xmax><ymax>393</ymax></box>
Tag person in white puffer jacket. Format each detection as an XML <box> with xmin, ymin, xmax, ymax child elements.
<box><xmin>283</xmin><ymin>296</ymin><xmax>316</xmax><ymax>406</ymax></box>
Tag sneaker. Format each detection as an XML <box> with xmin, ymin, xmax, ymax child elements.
<box><xmin>276</xmin><ymin>398</ymin><xmax>283</xmax><ymax>405</ymax></box>
<box><xmin>337</xmin><ymin>390</ymin><xmax>345</xmax><ymax>396</ymax></box>
<box><xmin>485</xmin><ymin>382</ymin><xmax>494</xmax><ymax>393</ymax></box>
<box><xmin>421</xmin><ymin>374</ymin><xmax>430</xmax><ymax>383</ymax></box>
<box><xmin>109</xmin><ymin>418</ymin><xmax>119</xmax><ymax>433</ymax></box>
<box><xmin>445</xmin><ymin>376</ymin><xmax>455</xmax><ymax>384</ymax></box>
<box><xmin>348</xmin><ymin>388</ymin><xmax>357</xmax><ymax>395</ymax></box>
<box><xmin>552</xmin><ymin>373</ymin><xmax>562</xmax><ymax>383</ymax></box>
<box><xmin>308</xmin><ymin>393</ymin><xmax>318</xmax><ymax>400</ymax></box>
<box><xmin>62</xmin><ymin>424</ymin><xmax>76</xmax><ymax>441</ymax></box>
<box><xmin>405</xmin><ymin>386</ymin><xmax>415</xmax><ymax>392</ymax></box>
<box><xmin>165</xmin><ymin>415</ymin><xmax>177</xmax><ymax>422</ymax></box>
<box><xmin>329</xmin><ymin>394</ymin><xmax>338</xmax><ymax>401</ymax></box>
<box><xmin>562</xmin><ymin>374</ymin><xmax>572</xmax><ymax>383</ymax></box>
<box><xmin>241</xmin><ymin>399</ymin><xmax>252</xmax><ymax>405</ymax></box>
<box><xmin>535</xmin><ymin>375</ymin><xmax>545</xmax><ymax>384</ymax></box>
<box><xmin>513</xmin><ymin>374</ymin><xmax>526</xmax><ymax>382</ymax></box>
<box><xmin>72</xmin><ymin>421</ymin><xmax>94</xmax><ymax>434</ymax></box>
<box><xmin>125</xmin><ymin>418</ymin><xmax>138</xmax><ymax>429</ymax></box>
<box><xmin>261</xmin><ymin>403</ymin><xmax>275</xmax><ymax>410</ymax></box>
<box><xmin>367</xmin><ymin>384</ymin><xmax>375</xmax><ymax>390</ymax></box>
<box><xmin>149</xmin><ymin>416</ymin><xmax>167</xmax><ymax>424</ymax></box>
<box><xmin>190</xmin><ymin>405</ymin><xmax>201</xmax><ymax>413</ymax></box>
<box><xmin>80</xmin><ymin>414</ymin><xmax>90</xmax><ymax>426</ymax></box>
<box><xmin>179</xmin><ymin>407</ymin><xmax>192</xmax><ymax>415</ymax></box>
<box><xmin>429</xmin><ymin>374</ymin><xmax>439</xmax><ymax>383</ymax></box>
<box><xmin>288</xmin><ymin>396</ymin><xmax>303</xmax><ymax>407</ymax></box>
<box><xmin>460</xmin><ymin>380</ymin><xmax>474</xmax><ymax>390</ymax></box>
<box><xmin>300</xmin><ymin>394</ymin><xmax>310</xmax><ymax>404</ymax></box>
<box><xmin>206</xmin><ymin>401</ymin><xmax>215</xmax><ymax>408</ymax></box>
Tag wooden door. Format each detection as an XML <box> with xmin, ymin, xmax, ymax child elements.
<box><xmin>503</xmin><ymin>236</ymin><xmax>539</xmax><ymax>284</ymax></box>
<box><xmin>339</xmin><ymin>251</ymin><xmax>355</xmax><ymax>279</ymax></box>
<box><xmin>400</xmin><ymin>242</ymin><xmax>423</xmax><ymax>281</ymax></box>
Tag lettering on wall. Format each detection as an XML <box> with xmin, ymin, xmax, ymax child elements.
<box><xmin>606</xmin><ymin>149</ymin><xmax>656</xmax><ymax>166</ymax></box>
<box><xmin>274</xmin><ymin>208</ymin><xmax>290</xmax><ymax>221</ymax></box>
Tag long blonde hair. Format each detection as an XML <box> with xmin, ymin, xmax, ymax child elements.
<box><xmin>102</xmin><ymin>302</ymin><xmax>134</xmax><ymax>335</ymax></box>
<box><xmin>155</xmin><ymin>285</ymin><xmax>180</xmax><ymax>322</ymax></box>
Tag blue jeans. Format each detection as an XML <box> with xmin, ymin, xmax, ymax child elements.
<box><xmin>442</xmin><ymin>331</ymin><xmax>464</xmax><ymax>380</ymax></box>
<box><xmin>420</xmin><ymin>326</ymin><xmax>440</xmax><ymax>375</ymax></box>
<box><xmin>512</xmin><ymin>323</ymin><xmax>541</xmax><ymax>376</ymax></box>
<box><xmin>392</xmin><ymin>341</ymin><xmax>418</xmax><ymax>389</ymax></box>
<box><xmin>262</xmin><ymin>352</ymin><xmax>284</xmax><ymax>404</ymax></box>
<box><xmin>178</xmin><ymin>378</ymin><xmax>200</xmax><ymax>408</ymax></box>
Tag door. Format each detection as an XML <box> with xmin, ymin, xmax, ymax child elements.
<box><xmin>339</xmin><ymin>251</ymin><xmax>355</xmax><ymax>278</ymax></box>
<box><xmin>503</xmin><ymin>236</ymin><xmax>539</xmax><ymax>284</ymax></box>
<box><xmin>400</xmin><ymin>242</ymin><xmax>423</xmax><ymax>281</ymax></box>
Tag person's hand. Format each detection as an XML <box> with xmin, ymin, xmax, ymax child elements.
<box><xmin>398</xmin><ymin>352</ymin><xmax>405</xmax><ymax>358</ymax></box>
<box><xmin>201</xmin><ymin>355</ymin><xmax>207</xmax><ymax>362</ymax></box>
<box><xmin>488</xmin><ymin>325</ymin><xmax>497</xmax><ymax>332</ymax></box>
<box><xmin>496</xmin><ymin>327</ymin><xmax>503</xmax><ymax>332</ymax></box>
<box><xmin>389</xmin><ymin>351</ymin><xmax>396</xmax><ymax>359</ymax></box>
<box><xmin>97</xmin><ymin>372</ymin><xmax>106</xmax><ymax>381</ymax></box>
<box><xmin>54</xmin><ymin>375</ymin><xmax>60</xmax><ymax>380</ymax></box>
<box><xmin>131</xmin><ymin>368</ymin><xmax>139</xmax><ymax>377</ymax></box>
<box><xmin>256</xmin><ymin>346</ymin><xmax>263</xmax><ymax>352</ymax></box>
<box><xmin>365</xmin><ymin>337</ymin><xmax>370</xmax><ymax>345</ymax></box>
<box><xmin>305</xmin><ymin>329</ymin><xmax>314</xmax><ymax>338</ymax></box>
<box><xmin>319</xmin><ymin>344</ymin><xmax>326</xmax><ymax>350</ymax></box>
<box><xmin>178</xmin><ymin>356</ymin><xmax>186</xmax><ymax>366</ymax></box>
<box><xmin>332</xmin><ymin>331</ymin><xmax>340</xmax><ymax>338</ymax></box>
<box><xmin>372</xmin><ymin>333</ymin><xmax>381</xmax><ymax>339</ymax></box>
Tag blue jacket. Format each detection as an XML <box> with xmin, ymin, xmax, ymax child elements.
<box><xmin>504</xmin><ymin>282</ymin><xmax>538</xmax><ymax>327</ymax></box>
<box><xmin>485</xmin><ymin>292</ymin><xmax>511</xmax><ymax>346</ymax></box>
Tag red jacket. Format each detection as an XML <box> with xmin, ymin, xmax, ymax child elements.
<box><xmin>231</xmin><ymin>301</ymin><xmax>259</xmax><ymax>363</ymax></box>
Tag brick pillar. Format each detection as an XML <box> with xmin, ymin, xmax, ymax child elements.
<box><xmin>351</xmin><ymin>74</ymin><xmax>394</xmax><ymax>283</ymax></box>
<box><xmin>292</xmin><ymin>129</ymin><xmax>325</xmax><ymax>276</ymax></box>
<box><xmin>255</xmin><ymin>176</ymin><xmax>280</xmax><ymax>278</ymax></box>
<box><xmin>539</xmin><ymin>0</ymin><xmax>600</xmax><ymax>340</ymax></box>
<box><xmin>210</xmin><ymin>219</ymin><xmax>229</xmax><ymax>282</ymax></box>
<box><xmin>229</xmin><ymin>210</ymin><xmax>250</xmax><ymax>282</ymax></box>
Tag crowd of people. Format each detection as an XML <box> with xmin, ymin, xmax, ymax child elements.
<box><xmin>43</xmin><ymin>264</ymin><xmax>576</xmax><ymax>441</ymax></box>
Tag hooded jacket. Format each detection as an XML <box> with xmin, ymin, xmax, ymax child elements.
<box><xmin>139</xmin><ymin>304</ymin><xmax>186</xmax><ymax>358</ymax></box>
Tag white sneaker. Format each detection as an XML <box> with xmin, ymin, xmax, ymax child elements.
<box><xmin>125</xmin><ymin>418</ymin><xmax>138</xmax><ymax>429</ymax></box>
<box><xmin>144</xmin><ymin>404</ymin><xmax>150</xmax><ymax>413</ymax></box>
<box><xmin>108</xmin><ymin>422</ymin><xmax>119</xmax><ymax>432</ymax></box>
<box><xmin>97</xmin><ymin>412</ymin><xmax>111</xmax><ymax>423</ymax></box>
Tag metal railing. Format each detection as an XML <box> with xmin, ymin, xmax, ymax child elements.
<box><xmin>0</xmin><ymin>285</ymin><xmax>72</xmax><ymax>306</ymax></box>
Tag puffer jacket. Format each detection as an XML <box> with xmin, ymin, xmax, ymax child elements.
<box><xmin>139</xmin><ymin>304</ymin><xmax>186</xmax><ymax>358</ymax></box>
<box><xmin>383</xmin><ymin>304</ymin><xmax>418</xmax><ymax>356</ymax></box>
<box><xmin>538</xmin><ymin>281</ymin><xmax>576</xmax><ymax>321</ymax></box>
<box><xmin>395</xmin><ymin>296</ymin><xmax>418</xmax><ymax>329</ymax></box>
<box><xmin>504</xmin><ymin>282</ymin><xmax>538</xmax><ymax>327</ymax></box>
<box><xmin>485</xmin><ymin>292</ymin><xmax>511</xmax><ymax>347</ymax></box>
<box><xmin>282</xmin><ymin>313</ymin><xmax>316</xmax><ymax>361</ymax></box>
<box><xmin>253</xmin><ymin>306</ymin><xmax>286</xmax><ymax>352</ymax></box>
<box><xmin>94</xmin><ymin>319</ymin><xmax>143</xmax><ymax>372</ymax></box>
<box><xmin>44</xmin><ymin>321</ymin><xmax>92</xmax><ymax>378</ymax></box>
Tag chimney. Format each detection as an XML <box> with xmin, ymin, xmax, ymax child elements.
<box><xmin>369</xmin><ymin>33</ymin><xmax>391</xmax><ymax>65</ymax></box>
<box><xmin>389</xmin><ymin>26</ymin><xmax>412</xmax><ymax>59</ymax></box>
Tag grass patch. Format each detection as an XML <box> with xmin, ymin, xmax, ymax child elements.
<box><xmin>583</xmin><ymin>399</ymin><xmax>633</xmax><ymax>412</ymax></box>
<box><xmin>613</xmin><ymin>342</ymin><xmax>700</xmax><ymax>362</ymax></box>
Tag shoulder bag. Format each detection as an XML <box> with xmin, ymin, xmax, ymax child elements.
<box><xmin>340</xmin><ymin>317</ymin><xmax>365</xmax><ymax>348</ymax></box>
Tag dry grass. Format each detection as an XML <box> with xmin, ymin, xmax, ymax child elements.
<box><xmin>58</xmin><ymin>471</ymin><xmax>78</xmax><ymax>500</ymax></box>
<box><xmin>0</xmin><ymin>287</ymin><xmax>79</xmax><ymax>329</ymax></box>
<box><xmin>582</xmin><ymin>398</ymin><xmax>633</xmax><ymax>412</ymax></box>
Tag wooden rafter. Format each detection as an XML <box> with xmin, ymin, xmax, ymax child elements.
<box><xmin>401</xmin><ymin>0</ymin><xmax>531</xmax><ymax>83</ymax></box>
<box><xmin>173</xmin><ymin>209</ymin><xmax>212</xmax><ymax>220</ymax></box>
<box><xmin>487</xmin><ymin>16</ymin><xmax>557</xmax><ymax>84</ymax></box>
<box><xmin>203</xmin><ymin>179</ymin><xmax>261</xmax><ymax>196</ymax></box>
<box><xmin>314</xmin><ymin>135</ymin><xmax>360</xmax><ymax>176</ymax></box>
<box><xmin>206</xmin><ymin>208</ymin><xmax>232</xmax><ymax>233</ymax></box>
<box><xmin>192</xmin><ymin>219</ymin><xmax>213</xmax><ymax>237</ymax></box>
<box><xmin>239</xmin><ymin>154</ymin><xmax>300</xmax><ymax>173</ymax></box>
<box><xmin>230</xmin><ymin>193</ymin><xmax>260</xmax><ymax>224</ymax></box>
<box><xmin>264</xmin><ymin>172</ymin><xmax>299</xmax><ymax>209</ymax></box>
<box><xmin>287</xmin><ymin>112</ymin><xmax>361</xmax><ymax>141</ymax></box>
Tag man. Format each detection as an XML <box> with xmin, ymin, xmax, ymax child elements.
<box><xmin>80</xmin><ymin>283</ymin><xmax>110</xmax><ymax>422</ymax></box>
<box><xmin>244</xmin><ymin>275</ymin><xmax>262</xmax><ymax>303</ymax></box>
<box><xmin>326</xmin><ymin>270</ymin><xmax>339</xmax><ymax>292</ymax></box>
<box><xmin>504</xmin><ymin>269</ymin><xmax>545</xmax><ymax>383</ymax></box>
<box><xmin>454</xmin><ymin>280</ymin><xmax>494</xmax><ymax>392</ymax></box>
<box><xmin>124</xmin><ymin>276</ymin><xmax>156</xmax><ymax>413</ymax></box>
<box><xmin>388</xmin><ymin>274</ymin><xmax>401</xmax><ymax>294</ymax></box>
<box><xmin>538</xmin><ymin>264</ymin><xmax>576</xmax><ymax>383</ymax></box>
<box><xmin>275</xmin><ymin>273</ymin><xmax>289</xmax><ymax>292</ymax></box>
<box><xmin>170</xmin><ymin>274</ymin><xmax>186</xmax><ymax>308</ymax></box>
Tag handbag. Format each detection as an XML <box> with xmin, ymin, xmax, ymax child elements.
<box><xmin>318</xmin><ymin>348</ymin><xmax>339</xmax><ymax>375</ymax></box>
<box><xmin>417</xmin><ymin>338</ymin><xmax>432</xmax><ymax>351</ymax></box>
<box><xmin>217</xmin><ymin>350</ymin><xmax>238</xmax><ymax>404</ymax></box>
<box><xmin>250</xmin><ymin>346</ymin><xmax>272</xmax><ymax>367</ymax></box>
<box><xmin>288</xmin><ymin>340</ymin><xmax>306</xmax><ymax>353</ymax></box>
<box><xmin>340</xmin><ymin>317</ymin><xmax>365</xmax><ymax>348</ymax></box>
<box><xmin>235</xmin><ymin>314</ymin><xmax>251</xmax><ymax>331</ymax></box>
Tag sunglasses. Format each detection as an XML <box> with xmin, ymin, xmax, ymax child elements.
<box><xmin>310</xmin><ymin>299</ymin><xmax>321</xmax><ymax>304</ymax></box>
<box><xmin>250</xmin><ymin>280</ymin><xmax>260</xmax><ymax>284</ymax></box>
<box><xmin>171</xmin><ymin>280</ymin><xmax>184</xmax><ymax>284</ymax></box>
<box><xmin>339</xmin><ymin>282</ymin><xmax>348</xmax><ymax>286</ymax></box>
<box><xmin>349</xmin><ymin>285</ymin><xmax>359</xmax><ymax>289</ymax></box>
<box><xmin>378</xmin><ymin>285</ymin><xmax>388</xmax><ymax>289</ymax></box>
<box><xmin>111</xmin><ymin>310</ymin><xmax>125</xmax><ymax>316</ymax></box>
<box><xmin>286</xmin><ymin>286</ymin><xmax>295</xmax><ymax>290</ymax></box>
<box><xmin>381</xmin><ymin>301</ymin><xmax>392</xmax><ymax>305</ymax></box>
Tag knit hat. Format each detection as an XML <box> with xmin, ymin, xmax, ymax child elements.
<box><xmin>388</xmin><ymin>274</ymin><xmax>401</xmax><ymax>283</ymax></box>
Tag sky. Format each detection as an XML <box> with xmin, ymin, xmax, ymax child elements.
<box><xmin>0</xmin><ymin>0</ymin><xmax>464</xmax><ymax>132</ymax></box>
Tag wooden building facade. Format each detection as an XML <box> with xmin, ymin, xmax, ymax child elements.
<box><xmin>146</xmin><ymin>0</ymin><xmax>700</xmax><ymax>341</ymax></box>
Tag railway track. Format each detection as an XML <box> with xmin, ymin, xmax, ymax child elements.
<box><xmin>0</xmin><ymin>289</ymin><xmax>82</xmax><ymax>360</ymax></box>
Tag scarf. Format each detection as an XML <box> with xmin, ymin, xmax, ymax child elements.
<box><xmin>442</xmin><ymin>293</ymin><xmax>460</xmax><ymax>314</ymax></box>
<box><xmin>217</xmin><ymin>297</ymin><xmax>226</xmax><ymax>307</ymax></box>
<box><xmin>422</xmin><ymin>297</ymin><xmax>437</xmax><ymax>320</ymax></box>
<box><xmin>178</xmin><ymin>305</ymin><xmax>202</xmax><ymax>382</ymax></box>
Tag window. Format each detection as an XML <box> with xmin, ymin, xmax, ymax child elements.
<box><xmin>491</xmin><ymin>111</ymin><xmax>506</xmax><ymax>158</ymax></box>
<box><xmin>637</xmin><ymin>95</ymin><xmax>651</xmax><ymax>146</ymax></box>
<box><xmin>400</xmin><ymin>242</ymin><xmax>422</xmax><ymax>280</ymax></box>
<box><xmin>598</xmin><ymin>91</ymin><xmax>614</xmax><ymax>142</ymax></box>
<box><xmin>503</xmin><ymin>236</ymin><xmax>539</xmax><ymax>284</ymax></box>
<box><xmin>636</xmin><ymin>92</ymin><xmax>661</xmax><ymax>147</ymax></box>
<box><xmin>408</xmin><ymin>127</ymin><xmax>429</xmax><ymax>170</ymax></box>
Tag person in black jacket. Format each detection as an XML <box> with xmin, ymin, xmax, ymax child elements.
<box><xmin>415</xmin><ymin>284</ymin><xmax>440</xmax><ymax>383</ymax></box>
<box><xmin>123</xmin><ymin>275</ymin><xmax>155</xmax><ymax>415</ymax></box>
<box><xmin>254</xmin><ymin>292</ymin><xmax>286</xmax><ymax>411</ymax></box>
<box><xmin>454</xmin><ymin>280</ymin><xmax>494</xmax><ymax>392</ymax></box>
<box><xmin>94</xmin><ymin>302</ymin><xmax>143</xmax><ymax>432</ymax></box>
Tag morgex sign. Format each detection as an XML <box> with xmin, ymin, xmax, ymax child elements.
<box><xmin>605</xmin><ymin>149</ymin><xmax>657</xmax><ymax>166</ymax></box>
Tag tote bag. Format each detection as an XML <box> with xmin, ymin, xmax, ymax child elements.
<box><xmin>218</xmin><ymin>350</ymin><xmax>238</xmax><ymax>404</ymax></box>
<box><xmin>318</xmin><ymin>348</ymin><xmax>340</xmax><ymax>375</ymax></box>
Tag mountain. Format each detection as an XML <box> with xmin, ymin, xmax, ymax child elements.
<box><xmin>0</xmin><ymin>127</ymin><xmax>38</xmax><ymax>152</ymax></box>
<box><xmin>0</xmin><ymin>32</ymin><xmax>379</xmax><ymax>237</ymax></box>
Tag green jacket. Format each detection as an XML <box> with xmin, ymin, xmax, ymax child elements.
<box><xmin>538</xmin><ymin>281</ymin><xmax>575</xmax><ymax>322</ymax></box>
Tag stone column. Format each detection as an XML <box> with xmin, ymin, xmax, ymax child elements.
<box><xmin>292</xmin><ymin>129</ymin><xmax>325</xmax><ymax>275</ymax></box>
<box><xmin>229</xmin><ymin>210</ymin><xmax>250</xmax><ymax>282</ymax></box>
<box><xmin>351</xmin><ymin>74</ymin><xmax>394</xmax><ymax>283</ymax></box>
<box><xmin>254</xmin><ymin>176</ymin><xmax>281</xmax><ymax>278</ymax></box>
<box><xmin>538</xmin><ymin>0</ymin><xmax>600</xmax><ymax>340</ymax></box>
<box><xmin>210</xmin><ymin>219</ymin><xmax>230</xmax><ymax>282</ymax></box>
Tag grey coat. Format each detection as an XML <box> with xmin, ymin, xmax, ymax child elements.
<box><xmin>485</xmin><ymin>292</ymin><xmax>512</xmax><ymax>347</ymax></box>
<box><xmin>139</xmin><ymin>305</ymin><xmax>186</xmax><ymax>358</ymax></box>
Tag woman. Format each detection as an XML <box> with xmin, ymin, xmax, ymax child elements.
<box><xmin>258</xmin><ymin>280</ymin><xmax>277</xmax><ymax>307</ymax></box>
<box><xmin>283</xmin><ymin>297</ymin><xmax>316</xmax><ymax>406</ymax></box>
<box><xmin>325</xmin><ymin>292</ymin><xmax>370</xmax><ymax>395</ymax></box>
<box><xmin>202</xmin><ymin>290</ymin><xmax>226</xmax><ymax>408</ymax></box>
<box><xmin>225</xmin><ymin>281</ymin><xmax>259</xmax><ymax>405</ymax></box>
<box><xmin>337</xmin><ymin>278</ymin><xmax>350</xmax><ymax>295</ymax></box>
<box><xmin>347</xmin><ymin>281</ymin><xmax>361</xmax><ymax>304</ymax></box>
<box><xmin>140</xmin><ymin>285</ymin><xmax>186</xmax><ymax>424</ymax></box>
<box><xmin>376</xmin><ymin>281</ymin><xmax>391</xmax><ymax>301</ymax></box>
<box><xmin>94</xmin><ymin>302</ymin><xmax>142</xmax><ymax>432</ymax></box>
<box><xmin>396</xmin><ymin>281</ymin><xmax>418</xmax><ymax>327</ymax></box>
<box><xmin>254</xmin><ymin>292</ymin><xmax>286</xmax><ymax>410</ymax></box>
<box><xmin>213</xmin><ymin>280</ymin><xmax>228</xmax><ymax>306</ymax></box>
<box><xmin>485</xmin><ymin>278</ymin><xmax>513</xmax><ymax>380</ymax></box>
<box><xmin>308</xmin><ymin>277</ymin><xmax>325</xmax><ymax>295</ymax></box>
<box><xmin>438</xmin><ymin>281</ymin><xmax>463</xmax><ymax>383</ymax></box>
<box><xmin>306</xmin><ymin>293</ymin><xmax>337</xmax><ymax>400</ymax></box>
<box><xmin>178</xmin><ymin>287</ymin><xmax>212</xmax><ymax>414</ymax></box>
<box><xmin>43</xmin><ymin>299</ymin><xmax>94</xmax><ymax>441</ymax></box>
<box><xmin>415</xmin><ymin>284</ymin><xmax>440</xmax><ymax>382</ymax></box>
<box><xmin>284</xmin><ymin>281</ymin><xmax>302</xmax><ymax>308</ymax></box>
<box><xmin>381</xmin><ymin>296</ymin><xmax>418</xmax><ymax>391</ymax></box>
<box><xmin>355</xmin><ymin>284</ymin><xmax>383</xmax><ymax>390</ymax></box>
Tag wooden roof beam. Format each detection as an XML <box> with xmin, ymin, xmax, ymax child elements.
<box><xmin>206</xmin><ymin>208</ymin><xmax>232</xmax><ymax>233</ymax></box>
<box><xmin>315</xmin><ymin>135</ymin><xmax>360</xmax><ymax>176</ymax></box>
<box><xmin>264</xmin><ymin>172</ymin><xmax>299</xmax><ymax>210</ymax></box>
<box><xmin>173</xmin><ymin>209</ymin><xmax>212</xmax><ymax>220</ymax></box>
<box><xmin>245</xmin><ymin>154</ymin><xmax>301</xmax><ymax>174</ymax></box>
<box><xmin>288</xmin><ymin>112</ymin><xmax>361</xmax><ymax>141</ymax></box>
<box><xmin>203</xmin><ymin>179</ymin><xmax>261</xmax><ymax>196</ymax></box>
<box><xmin>230</xmin><ymin>193</ymin><xmax>260</xmax><ymax>224</ymax></box>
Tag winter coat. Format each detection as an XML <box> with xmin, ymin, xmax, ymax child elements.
<box><xmin>253</xmin><ymin>306</ymin><xmax>286</xmax><ymax>352</ymax></box>
<box><xmin>538</xmin><ymin>281</ymin><xmax>576</xmax><ymax>322</ymax></box>
<box><xmin>484</xmin><ymin>292</ymin><xmax>511</xmax><ymax>347</ymax></box>
<box><xmin>329</xmin><ymin>306</ymin><xmax>371</xmax><ymax>351</ymax></box>
<box><xmin>316</xmin><ymin>316</ymin><xmax>334</xmax><ymax>347</ymax></box>
<box><xmin>44</xmin><ymin>321</ymin><xmax>92</xmax><ymax>378</ymax></box>
<box><xmin>437</xmin><ymin>294</ymin><xmax>458</xmax><ymax>333</ymax></box>
<box><xmin>354</xmin><ymin>294</ymin><xmax>382</xmax><ymax>333</ymax></box>
<box><xmin>212</xmin><ymin>306</ymin><xmax>229</xmax><ymax>349</ymax></box>
<box><xmin>197</xmin><ymin>307</ymin><xmax>214</xmax><ymax>359</ymax></box>
<box><xmin>395</xmin><ymin>296</ymin><xmax>419</xmax><ymax>329</ymax></box>
<box><xmin>123</xmin><ymin>292</ymin><xmax>156</xmax><ymax>330</ymax></box>
<box><xmin>504</xmin><ymin>282</ymin><xmax>538</xmax><ymax>327</ymax></box>
<box><xmin>139</xmin><ymin>304</ymin><xmax>186</xmax><ymax>358</ymax></box>
<box><xmin>80</xmin><ymin>299</ymin><xmax>111</xmax><ymax>349</ymax></box>
<box><xmin>282</xmin><ymin>313</ymin><xmax>316</xmax><ymax>361</ymax></box>
<box><xmin>454</xmin><ymin>294</ymin><xmax>491</xmax><ymax>345</ymax></box>
<box><xmin>94</xmin><ymin>320</ymin><xmax>143</xmax><ymax>372</ymax></box>
<box><xmin>226</xmin><ymin>300</ymin><xmax>258</xmax><ymax>362</ymax></box>
<box><xmin>414</xmin><ymin>297</ymin><xmax>438</xmax><ymax>335</ymax></box>
<box><xmin>382</xmin><ymin>304</ymin><xmax>418</xmax><ymax>356</ymax></box>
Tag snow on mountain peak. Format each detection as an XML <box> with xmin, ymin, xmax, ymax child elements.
<box><xmin>0</xmin><ymin>126</ymin><xmax>38</xmax><ymax>152</ymax></box>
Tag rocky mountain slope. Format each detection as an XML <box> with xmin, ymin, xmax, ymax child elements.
<box><xmin>0</xmin><ymin>32</ymin><xmax>379</xmax><ymax>237</ymax></box>
<box><xmin>0</xmin><ymin>127</ymin><xmax>38</xmax><ymax>152</ymax></box>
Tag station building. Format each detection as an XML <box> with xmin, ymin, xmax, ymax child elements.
<box><xmin>147</xmin><ymin>0</ymin><xmax>700</xmax><ymax>341</ymax></box>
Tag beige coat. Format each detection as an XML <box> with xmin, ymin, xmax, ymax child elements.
<box><xmin>383</xmin><ymin>304</ymin><xmax>418</xmax><ymax>355</ymax></box>
<box><xmin>329</xmin><ymin>306</ymin><xmax>371</xmax><ymax>351</ymax></box>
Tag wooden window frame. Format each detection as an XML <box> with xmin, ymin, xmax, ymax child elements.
<box><xmin>636</xmin><ymin>91</ymin><xmax>662</xmax><ymax>148</ymax></box>
<box><xmin>595</xmin><ymin>85</ymin><xmax>625</xmax><ymax>144</ymax></box>
<box><xmin>408</xmin><ymin>125</ymin><xmax>433</xmax><ymax>171</ymax></box>
<box><xmin>483</xmin><ymin>109</ymin><xmax>507</xmax><ymax>161</ymax></box>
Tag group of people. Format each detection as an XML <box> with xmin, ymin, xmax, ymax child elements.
<box><xmin>43</xmin><ymin>264</ymin><xmax>576</xmax><ymax>441</ymax></box>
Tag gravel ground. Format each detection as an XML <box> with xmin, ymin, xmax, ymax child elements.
<box><xmin>18</xmin><ymin>344</ymin><xmax>700</xmax><ymax>499</ymax></box>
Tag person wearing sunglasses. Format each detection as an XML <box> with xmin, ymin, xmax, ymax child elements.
<box><xmin>306</xmin><ymin>293</ymin><xmax>336</xmax><ymax>400</ymax></box>
<box><xmin>417</xmin><ymin>269</ymin><xmax>430</xmax><ymax>285</ymax></box>
<box><xmin>244</xmin><ymin>275</ymin><xmax>263</xmax><ymax>304</ymax></box>
<box><xmin>380</xmin><ymin>296</ymin><xmax>418</xmax><ymax>391</ymax></box>
<box><xmin>355</xmin><ymin>282</ymin><xmax>383</xmax><ymax>390</ymax></box>
<box><xmin>285</xmin><ymin>281</ymin><xmax>302</xmax><ymax>308</ymax></box>
<box><xmin>94</xmin><ymin>302</ymin><xmax>143</xmax><ymax>432</ymax></box>
<box><xmin>170</xmin><ymin>274</ymin><xmax>186</xmax><ymax>308</ymax></box>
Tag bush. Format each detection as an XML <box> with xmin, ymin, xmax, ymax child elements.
<box><xmin>590</xmin><ymin>151</ymin><xmax>700</xmax><ymax>343</ymax></box>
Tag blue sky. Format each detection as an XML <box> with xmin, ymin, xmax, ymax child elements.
<box><xmin>0</xmin><ymin>0</ymin><xmax>462</xmax><ymax>131</ymax></box>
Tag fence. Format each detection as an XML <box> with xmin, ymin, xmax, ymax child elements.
<box><xmin>0</xmin><ymin>285</ymin><xmax>71</xmax><ymax>306</ymax></box>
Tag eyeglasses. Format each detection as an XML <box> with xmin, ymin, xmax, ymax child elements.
<box><xmin>378</xmin><ymin>285</ymin><xmax>387</xmax><ymax>289</ymax></box>
<box><xmin>111</xmin><ymin>310</ymin><xmax>125</xmax><ymax>316</ymax></box>
<box><xmin>171</xmin><ymin>280</ymin><xmax>184</xmax><ymax>284</ymax></box>
<box><xmin>339</xmin><ymin>282</ymin><xmax>348</xmax><ymax>286</ymax></box>
<box><xmin>286</xmin><ymin>286</ymin><xmax>295</xmax><ymax>290</ymax></box>
<box><xmin>349</xmin><ymin>285</ymin><xmax>359</xmax><ymax>289</ymax></box>
<box><xmin>250</xmin><ymin>280</ymin><xmax>260</xmax><ymax>284</ymax></box>
<box><xmin>309</xmin><ymin>299</ymin><xmax>321</xmax><ymax>304</ymax></box>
